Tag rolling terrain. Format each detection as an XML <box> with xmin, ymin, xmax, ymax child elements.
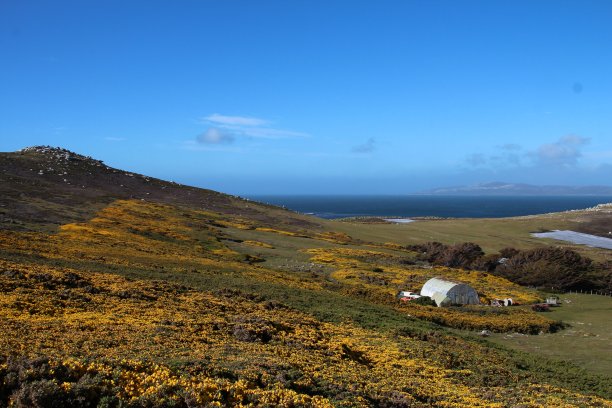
<box><xmin>1</xmin><ymin>147</ymin><xmax>611</xmax><ymax>407</ymax></box>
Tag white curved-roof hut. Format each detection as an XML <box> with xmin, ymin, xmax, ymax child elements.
<box><xmin>420</xmin><ymin>278</ymin><xmax>480</xmax><ymax>307</ymax></box>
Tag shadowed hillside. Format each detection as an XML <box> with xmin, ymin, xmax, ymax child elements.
<box><xmin>0</xmin><ymin>146</ymin><xmax>320</xmax><ymax>233</ymax></box>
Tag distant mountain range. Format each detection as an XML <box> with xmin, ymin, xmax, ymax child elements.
<box><xmin>419</xmin><ymin>182</ymin><xmax>612</xmax><ymax>196</ymax></box>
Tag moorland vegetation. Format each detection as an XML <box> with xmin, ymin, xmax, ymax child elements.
<box><xmin>408</xmin><ymin>242</ymin><xmax>611</xmax><ymax>292</ymax></box>
<box><xmin>0</xmin><ymin>147</ymin><xmax>611</xmax><ymax>407</ymax></box>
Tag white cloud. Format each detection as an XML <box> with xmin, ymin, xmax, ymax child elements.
<box><xmin>535</xmin><ymin>135</ymin><xmax>590</xmax><ymax>167</ymax></box>
<box><xmin>238</xmin><ymin>127</ymin><xmax>309</xmax><ymax>139</ymax></box>
<box><xmin>196</xmin><ymin>113</ymin><xmax>308</xmax><ymax>144</ymax></box>
<box><xmin>203</xmin><ymin>113</ymin><xmax>270</xmax><ymax>127</ymax></box>
<box><xmin>465</xmin><ymin>135</ymin><xmax>594</xmax><ymax>171</ymax></box>
<box><xmin>197</xmin><ymin>128</ymin><xmax>235</xmax><ymax>144</ymax></box>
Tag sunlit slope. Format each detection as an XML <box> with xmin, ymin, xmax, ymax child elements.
<box><xmin>1</xmin><ymin>147</ymin><xmax>611</xmax><ymax>405</ymax></box>
<box><xmin>2</xmin><ymin>259</ymin><xmax>608</xmax><ymax>407</ymax></box>
<box><xmin>491</xmin><ymin>293</ymin><xmax>612</xmax><ymax>377</ymax></box>
<box><xmin>1</xmin><ymin>199</ymin><xmax>555</xmax><ymax>334</ymax></box>
<box><xmin>1</xmin><ymin>199</ymin><xmax>611</xmax><ymax>406</ymax></box>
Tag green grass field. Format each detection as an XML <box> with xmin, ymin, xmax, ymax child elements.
<box><xmin>489</xmin><ymin>293</ymin><xmax>612</xmax><ymax>377</ymax></box>
<box><xmin>214</xmin><ymin>216</ymin><xmax>612</xmax><ymax>380</ymax></box>
<box><xmin>327</xmin><ymin>213</ymin><xmax>611</xmax><ymax>261</ymax></box>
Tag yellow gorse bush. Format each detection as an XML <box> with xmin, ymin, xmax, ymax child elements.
<box><xmin>0</xmin><ymin>200</ymin><xmax>609</xmax><ymax>406</ymax></box>
<box><xmin>304</xmin><ymin>247</ymin><xmax>557</xmax><ymax>333</ymax></box>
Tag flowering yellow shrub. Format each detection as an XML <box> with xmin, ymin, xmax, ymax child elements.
<box><xmin>306</xmin><ymin>248</ymin><xmax>539</xmax><ymax>303</ymax></box>
<box><xmin>242</xmin><ymin>240</ymin><xmax>275</xmax><ymax>249</ymax></box>
<box><xmin>0</xmin><ymin>200</ymin><xmax>609</xmax><ymax>406</ymax></box>
<box><xmin>306</xmin><ymin>248</ymin><xmax>551</xmax><ymax>333</ymax></box>
<box><xmin>255</xmin><ymin>227</ymin><xmax>309</xmax><ymax>238</ymax></box>
<box><xmin>399</xmin><ymin>303</ymin><xmax>560</xmax><ymax>333</ymax></box>
<box><xmin>0</xmin><ymin>258</ymin><xmax>607</xmax><ymax>406</ymax></box>
<box><xmin>215</xmin><ymin>219</ymin><xmax>256</xmax><ymax>230</ymax></box>
<box><xmin>313</xmin><ymin>231</ymin><xmax>354</xmax><ymax>244</ymax></box>
<box><xmin>383</xmin><ymin>242</ymin><xmax>405</xmax><ymax>250</ymax></box>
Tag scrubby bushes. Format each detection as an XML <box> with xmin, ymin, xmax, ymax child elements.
<box><xmin>0</xmin><ymin>357</ymin><xmax>109</xmax><ymax>408</ymax></box>
<box><xmin>409</xmin><ymin>242</ymin><xmax>484</xmax><ymax>269</ymax></box>
<box><xmin>410</xmin><ymin>296</ymin><xmax>436</xmax><ymax>307</ymax></box>
<box><xmin>495</xmin><ymin>247</ymin><xmax>594</xmax><ymax>291</ymax></box>
<box><xmin>409</xmin><ymin>242</ymin><xmax>605</xmax><ymax>292</ymax></box>
<box><xmin>398</xmin><ymin>303</ymin><xmax>565</xmax><ymax>334</ymax></box>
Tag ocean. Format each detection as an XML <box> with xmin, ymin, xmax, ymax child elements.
<box><xmin>247</xmin><ymin>195</ymin><xmax>612</xmax><ymax>219</ymax></box>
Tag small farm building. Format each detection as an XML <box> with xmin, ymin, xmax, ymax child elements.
<box><xmin>545</xmin><ymin>296</ymin><xmax>559</xmax><ymax>306</ymax></box>
<box><xmin>420</xmin><ymin>278</ymin><xmax>480</xmax><ymax>307</ymax></box>
<box><xmin>397</xmin><ymin>291</ymin><xmax>421</xmax><ymax>300</ymax></box>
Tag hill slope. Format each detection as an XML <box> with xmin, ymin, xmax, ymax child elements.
<box><xmin>0</xmin><ymin>146</ymin><xmax>319</xmax><ymax>232</ymax></box>
<box><xmin>1</xmin><ymin>147</ymin><xmax>611</xmax><ymax>406</ymax></box>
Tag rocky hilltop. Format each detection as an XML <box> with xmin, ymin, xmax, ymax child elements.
<box><xmin>0</xmin><ymin>146</ymin><xmax>318</xmax><ymax>232</ymax></box>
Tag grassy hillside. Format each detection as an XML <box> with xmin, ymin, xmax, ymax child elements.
<box><xmin>490</xmin><ymin>293</ymin><xmax>612</xmax><ymax>377</ymax></box>
<box><xmin>331</xmin><ymin>213</ymin><xmax>611</xmax><ymax>261</ymax></box>
<box><xmin>1</xmin><ymin>147</ymin><xmax>611</xmax><ymax>406</ymax></box>
<box><xmin>0</xmin><ymin>146</ymin><xmax>320</xmax><ymax>233</ymax></box>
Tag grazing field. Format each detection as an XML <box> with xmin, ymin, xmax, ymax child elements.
<box><xmin>330</xmin><ymin>213</ymin><xmax>611</xmax><ymax>261</ymax></box>
<box><xmin>489</xmin><ymin>293</ymin><xmax>612</xmax><ymax>377</ymax></box>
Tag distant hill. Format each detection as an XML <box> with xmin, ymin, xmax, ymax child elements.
<box><xmin>419</xmin><ymin>182</ymin><xmax>612</xmax><ymax>196</ymax></box>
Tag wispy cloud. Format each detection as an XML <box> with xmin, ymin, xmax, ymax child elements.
<box><xmin>534</xmin><ymin>135</ymin><xmax>590</xmax><ymax>167</ymax></box>
<box><xmin>197</xmin><ymin>113</ymin><xmax>308</xmax><ymax>141</ymax></box>
<box><xmin>465</xmin><ymin>135</ymin><xmax>592</xmax><ymax>170</ymax></box>
<box><xmin>203</xmin><ymin>113</ymin><xmax>269</xmax><ymax>127</ymax></box>
<box><xmin>197</xmin><ymin>128</ymin><xmax>234</xmax><ymax>144</ymax></box>
<box><xmin>584</xmin><ymin>150</ymin><xmax>612</xmax><ymax>160</ymax></box>
<box><xmin>236</xmin><ymin>127</ymin><xmax>309</xmax><ymax>139</ymax></box>
<box><xmin>352</xmin><ymin>138</ymin><xmax>376</xmax><ymax>153</ymax></box>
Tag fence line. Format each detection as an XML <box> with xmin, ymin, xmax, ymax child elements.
<box><xmin>565</xmin><ymin>289</ymin><xmax>612</xmax><ymax>297</ymax></box>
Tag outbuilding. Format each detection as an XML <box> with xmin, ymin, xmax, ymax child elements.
<box><xmin>420</xmin><ymin>277</ymin><xmax>480</xmax><ymax>307</ymax></box>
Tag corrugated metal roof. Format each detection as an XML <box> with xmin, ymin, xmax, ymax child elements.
<box><xmin>420</xmin><ymin>277</ymin><xmax>479</xmax><ymax>306</ymax></box>
<box><xmin>431</xmin><ymin>292</ymin><xmax>451</xmax><ymax>307</ymax></box>
<box><xmin>420</xmin><ymin>277</ymin><xmax>461</xmax><ymax>298</ymax></box>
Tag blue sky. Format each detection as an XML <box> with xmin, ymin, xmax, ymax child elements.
<box><xmin>1</xmin><ymin>0</ymin><xmax>612</xmax><ymax>194</ymax></box>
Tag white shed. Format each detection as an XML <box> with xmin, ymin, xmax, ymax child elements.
<box><xmin>420</xmin><ymin>277</ymin><xmax>480</xmax><ymax>307</ymax></box>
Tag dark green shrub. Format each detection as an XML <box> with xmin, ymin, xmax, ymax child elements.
<box><xmin>11</xmin><ymin>379</ymin><xmax>65</xmax><ymax>408</ymax></box>
<box><xmin>411</xmin><ymin>296</ymin><xmax>436</xmax><ymax>306</ymax></box>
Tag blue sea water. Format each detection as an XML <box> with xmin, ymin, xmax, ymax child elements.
<box><xmin>247</xmin><ymin>195</ymin><xmax>612</xmax><ymax>219</ymax></box>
